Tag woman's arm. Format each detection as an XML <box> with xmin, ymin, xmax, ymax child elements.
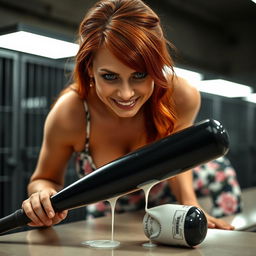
<box><xmin>23</xmin><ymin>90</ymin><xmax>85</xmax><ymax>227</ymax></box>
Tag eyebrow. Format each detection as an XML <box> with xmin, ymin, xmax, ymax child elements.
<box><xmin>99</xmin><ymin>68</ymin><xmax>118</xmax><ymax>74</ymax></box>
<box><xmin>99</xmin><ymin>68</ymin><xmax>142</xmax><ymax>75</ymax></box>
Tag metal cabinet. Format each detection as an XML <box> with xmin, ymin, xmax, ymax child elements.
<box><xmin>197</xmin><ymin>92</ymin><xmax>256</xmax><ymax>189</ymax></box>
<box><xmin>0</xmin><ymin>49</ymin><xmax>86</xmax><ymax>222</ymax></box>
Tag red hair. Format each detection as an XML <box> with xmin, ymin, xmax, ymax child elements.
<box><xmin>73</xmin><ymin>0</ymin><xmax>177</xmax><ymax>141</ymax></box>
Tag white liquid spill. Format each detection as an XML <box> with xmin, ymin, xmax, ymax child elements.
<box><xmin>83</xmin><ymin>197</ymin><xmax>120</xmax><ymax>249</ymax></box>
<box><xmin>108</xmin><ymin>197</ymin><xmax>118</xmax><ymax>242</ymax></box>
<box><xmin>140</xmin><ymin>181</ymin><xmax>159</xmax><ymax>248</ymax></box>
<box><xmin>142</xmin><ymin>241</ymin><xmax>158</xmax><ymax>248</ymax></box>
<box><xmin>83</xmin><ymin>181</ymin><xmax>160</xmax><ymax>249</ymax></box>
<box><xmin>140</xmin><ymin>182</ymin><xmax>157</xmax><ymax>211</ymax></box>
<box><xmin>82</xmin><ymin>239</ymin><xmax>120</xmax><ymax>248</ymax></box>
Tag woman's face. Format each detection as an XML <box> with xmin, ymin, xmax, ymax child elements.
<box><xmin>90</xmin><ymin>47</ymin><xmax>154</xmax><ymax>118</ymax></box>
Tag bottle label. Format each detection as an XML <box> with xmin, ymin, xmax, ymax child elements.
<box><xmin>173</xmin><ymin>209</ymin><xmax>186</xmax><ymax>240</ymax></box>
<box><xmin>143</xmin><ymin>204</ymin><xmax>192</xmax><ymax>246</ymax></box>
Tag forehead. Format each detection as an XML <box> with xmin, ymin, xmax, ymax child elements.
<box><xmin>92</xmin><ymin>47</ymin><xmax>136</xmax><ymax>73</ymax></box>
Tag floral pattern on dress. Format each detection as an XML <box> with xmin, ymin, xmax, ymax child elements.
<box><xmin>193</xmin><ymin>156</ymin><xmax>242</xmax><ymax>217</ymax></box>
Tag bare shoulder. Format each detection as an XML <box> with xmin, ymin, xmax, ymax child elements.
<box><xmin>172</xmin><ymin>76</ymin><xmax>201</xmax><ymax>131</ymax></box>
<box><xmin>51</xmin><ymin>89</ymin><xmax>84</xmax><ymax>120</ymax></box>
<box><xmin>172</xmin><ymin>76</ymin><xmax>201</xmax><ymax>109</ymax></box>
<box><xmin>44</xmin><ymin>88</ymin><xmax>86</xmax><ymax>148</ymax></box>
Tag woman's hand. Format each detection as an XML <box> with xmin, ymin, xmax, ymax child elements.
<box><xmin>204</xmin><ymin>211</ymin><xmax>235</xmax><ymax>230</ymax></box>
<box><xmin>22</xmin><ymin>188</ymin><xmax>68</xmax><ymax>227</ymax></box>
<box><xmin>168</xmin><ymin>172</ymin><xmax>235</xmax><ymax>231</ymax></box>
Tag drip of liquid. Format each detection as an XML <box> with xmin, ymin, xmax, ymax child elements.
<box><xmin>82</xmin><ymin>197</ymin><xmax>120</xmax><ymax>249</ymax></box>
<box><xmin>140</xmin><ymin>181</ymin><xmax>159</xmax><ymax>248</ymax></box>
<box><xmin>140</xmin><ymin>182</ymin><xmax>157</xmax><ymax>211</ymax></box>
<box><xmin>108</xmin><ymin>197</ymin><xmax>118</xmax><ymax>242</ymax></box>
<box><xmin>82</xmin><ymin>181</ymin><xmax>159</xmax><ymax>249</ymax></box>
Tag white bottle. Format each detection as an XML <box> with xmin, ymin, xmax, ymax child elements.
<box><xmin>143</xmin><ymin>204</ymin><xmax>208</xmax><ymax>247</ymax></box>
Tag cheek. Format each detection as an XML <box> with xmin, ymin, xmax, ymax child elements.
<box><xmin>143</xmin><ymin>80</ymin><xmax>154</xmax><ymax>96</ymax></box>
<box><xmin>150</xmin><ymin>81</ymin><xmax>155</xmax><ymax>91</ymax></box>
<box><xmin>94</xmin><ymin>81</ymin><xmax>114</xmax><ymax>101</ymax></box>
<box><xmin>94</xmin><ymin>78</ymin><xmax>107</xmax><ymax>94</ymax></box>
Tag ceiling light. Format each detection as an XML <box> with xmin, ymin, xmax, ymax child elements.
<box><xmin>196</xmin><ymin>79</ymin><xmax>253</xmax><ymax>98</ymax></box>
<box><xmin>164</xmin><ymin>67</ymin><xmax>252</xmax><ymax>98</ymax></box>
<box><xmin>251</xmin><ymin>0</ymin><xmax>256</xmax><ymax>4</ymax></box>
<box><xmin>163</xmin><ymin>66</ymin><xmax>203</xmax><ymax>83</ymax></box>
<box><xmin>174</xmin><ymin>67</ymin><xmax>203</xmax><ymax>83</ymax></box>
<box><xmin>244</xmin><ymin>93</ymin><xmax>256</xmax><ymax>103</ymax></box>
<box><xmin>0</xmin><ymin>24</ymin><xmax>79</xmax><ymax>59</ymax></box>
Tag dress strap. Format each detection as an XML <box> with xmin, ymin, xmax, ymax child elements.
<box><xmin>83</xmin><ymin>101</ymin><xmax>90</xmax><ymax>152</ymax></box>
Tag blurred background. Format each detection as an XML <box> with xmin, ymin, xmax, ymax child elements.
<box><xmin>0</xmin><ymin>0</ymin><xmax>256</xmax><ymax>223</ymax></box>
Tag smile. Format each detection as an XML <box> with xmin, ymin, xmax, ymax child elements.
<box><xmin>113</xmin><ymin>98</ymin><xmax>138</xmax><ymax>109</ymax></box>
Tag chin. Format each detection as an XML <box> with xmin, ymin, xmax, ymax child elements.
<box><xmin>116</xmin><ymin>112</ymin><xmax>137</xmax><ymax>118</ymax></box>
<box><xmin>114</xmin><ymin>108</ymin><xmax>140</xmax><ymax>118</ymax></box>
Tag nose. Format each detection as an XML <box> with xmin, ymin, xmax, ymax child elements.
<box><xmin>117</xmin><ymin>82</ymin><xmax>135</xmax><ymax>100</ymax></box>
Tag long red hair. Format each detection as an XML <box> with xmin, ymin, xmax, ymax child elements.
<box><xmin>73</xmin><ymin>0</ymin><xmax>177</xmax><ymax>141</ymax></box>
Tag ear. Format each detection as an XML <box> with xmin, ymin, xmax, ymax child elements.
<box><xmin>88</xmin><ymin>65</ymin><xmax>93</xmax><ymax>78</ymax></box>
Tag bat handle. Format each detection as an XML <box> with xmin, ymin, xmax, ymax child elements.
<box><xmin>0</xmin><ymin>209</ymin><xmax>31</xmax><ymax>235</ymax></box>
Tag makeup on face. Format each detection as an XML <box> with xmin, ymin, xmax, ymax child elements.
<box><xmin>91</xmin><ymin>48</ymin><xmax>154</xmax><ymax>118</ymax></box>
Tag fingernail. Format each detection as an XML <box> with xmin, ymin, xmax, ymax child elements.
<box><xmin>49</xmin><ymin>211</ymin><xmax>54</xmax><ymax>218</ymax></box>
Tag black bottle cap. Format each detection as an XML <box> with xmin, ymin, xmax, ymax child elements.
<box><xmin>184</xmin><ymin>207</ymin><xmax>208</xmax><ymax>246</ymax></box>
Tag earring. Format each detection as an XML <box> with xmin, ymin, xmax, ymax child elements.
<box><xmin>89</xmin><ymin>77</ymin><xmax>94</xmax><ymax>87</ymax></box>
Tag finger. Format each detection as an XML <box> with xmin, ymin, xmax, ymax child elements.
<box><xmin>208</xmin><ymin>216</ymin><xmax>235</xmax><ymax>230</ymax></box>
<box><xmin>30</xmin><ymin>193</ymin><xmax>53</xmax><ymax>226</ymax></box>
<box><xmin>28</xmin><ymin>222</ymin><xmax>45</xmax><ymax>227</ymax></box>
<box><xmin>203</xmin><ymin>213</ymin><xmax>216</xmax><ymax>229</ymax></box>
<box><xmin>52</xmin><ymin>210</ymin><xmax>68</xmax><ymax>225</ymax></box>
<box><xmin>207</xmin><ymin>222</ymin><xmax>216</xmax><ymax>228</ymax></box>
<box><xmin>59</xmin><ymin>210</ymin><xmax>68</xmax><ymax>219</ymax></box>
<box><xmin>215</xmin><ymin>219</ymin><xmax>235</xmax><ymax>230</ymax></box>
<box><xmin>39</xmin><ymin>191</ymin><xmax>55</xmax><ymax>219</ymax></box>
<box><xmin>22</xmin><ymin>199</ymin><xmax>44</xmax><ymax>227</ymax></box>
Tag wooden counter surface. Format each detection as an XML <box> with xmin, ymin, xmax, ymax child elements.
<box><xmin>0</xmin><ymin>209</ymin><xmax>256</xmax><ymax>256</ymax></box>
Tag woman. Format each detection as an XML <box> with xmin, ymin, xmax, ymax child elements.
<box><xmin>22</xmin><ymin>0</ymin><xmax>234</xmax><ymax>230</ymax></box>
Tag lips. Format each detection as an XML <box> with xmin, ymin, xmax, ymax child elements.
<box><xmin>112</xmin><ymin>98</ymin><xmax>138</xmax><ymax>109</ymax></box>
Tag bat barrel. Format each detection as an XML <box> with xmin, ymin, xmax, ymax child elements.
<box><xmin>51</xmin><ymin>119</ymin><xmax>229</xmax><ymax>212</ymax></box>
<box><xmin>0</xmin><ymin>119</ymin><xmax>229</xmax><ymax>235</ymax></box>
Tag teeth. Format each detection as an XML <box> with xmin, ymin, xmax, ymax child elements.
<box><xmin>116</xmin><ymin>100</ymin><xmax>135</xmax><ymax>106</ymax></box>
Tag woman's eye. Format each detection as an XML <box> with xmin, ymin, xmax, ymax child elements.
<box><xmin>102</xmin><ymin>73</ymin><xmax>118</xmax><ymax>81</ymax></box>
<box><xmin>133</xmin><ymin>72</ymin><xmax>147</xmax><ymax>79</ymax></box>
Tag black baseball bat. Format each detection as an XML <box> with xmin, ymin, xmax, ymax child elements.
<box><xmin>0</xmin><ymin>119</ymin><xmax>229</xmax><ymax>235</ymax></box>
